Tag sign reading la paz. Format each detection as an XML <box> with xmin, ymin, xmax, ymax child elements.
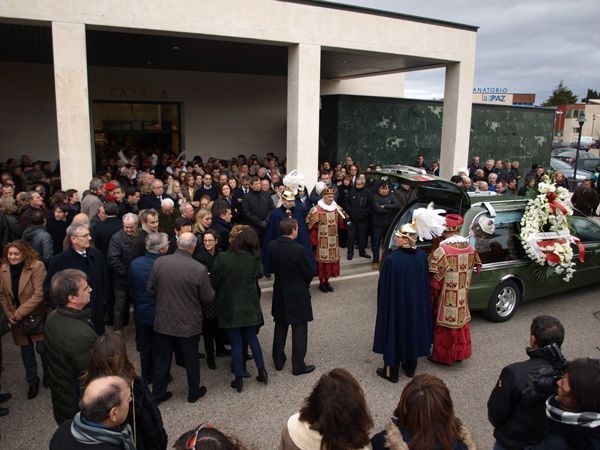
<box><xmin>473</xmin><ymin>87</ymin><xmax>509</xmax><ymax>94</ymax></box>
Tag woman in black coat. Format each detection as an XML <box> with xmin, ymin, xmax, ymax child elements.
<box><xmin>79</xmin><ymin>333</ymin><xmax>168</xmax><ymax>450</ymax></box>
<box><xmin>194</xmin><ymin>229</ymin><xmax>228</xmax><ymax>369</ymax></box>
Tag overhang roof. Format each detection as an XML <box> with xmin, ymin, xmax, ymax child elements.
<box><xmin>0</xmin><ymin>22</ymin><xmax>450</xmax><ymax>79</ymax></box>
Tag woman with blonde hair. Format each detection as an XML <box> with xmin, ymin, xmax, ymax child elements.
<box><xmin>193</xmin><ymin>208</ymin><xmax>213</xmax><ymax>237</ymax></box>
<box><xmin>371</xmin><ymin>374</ymin><xmax>475</xmax><ymax>450</ymax></box>
<box><xmin>0</xmin><ymin>240</ymin><xmax>47</xmax><ymax>399</ymax></box>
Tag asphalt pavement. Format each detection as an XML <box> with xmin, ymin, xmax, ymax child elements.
<box><xmin>1</xmin><ymin>256</ymin><xmax>599</xmax><ymax>449</ymax></box>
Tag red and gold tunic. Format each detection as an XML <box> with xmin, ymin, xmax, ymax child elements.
<box><xmin>306</xmin><ymin>202</ymin><xmax>346</xmax><ymax>284</ymax></box>
<box><xmin>428</xmin><ymin>237</ymin><xmax>481</xmax><ymax>365</ymax></box>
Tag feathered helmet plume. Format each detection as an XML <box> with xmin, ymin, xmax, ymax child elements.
<box><xmin>412</xmin><ymin>202</ymin><xmax>447</xmax><ymax>241</ymax></box>
<box><xmin>283</xmin><ymin>170</ymin><xmax>305</xmax><ymax>195</ymax></box>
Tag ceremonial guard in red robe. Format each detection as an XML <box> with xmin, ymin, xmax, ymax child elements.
<box><xmin>306</xmin><ymin>182</ymin><xmax>347</xmax><ymax>293</ymax></box>
<box><xmin>428</xmin><ymin>214</ymin><xmax>481</xmax><ymax>365</ymax></box>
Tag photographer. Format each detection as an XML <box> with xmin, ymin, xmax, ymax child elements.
<box><xmin>487</xmin><ymin>315</ymin><xmax>566</xmax><ymax>450</ymax></box>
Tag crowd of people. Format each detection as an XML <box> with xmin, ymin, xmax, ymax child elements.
<box><xmin>0</xmin><ymin>150</ymin><xmax>598</xmax><ymax>448</ymax></box>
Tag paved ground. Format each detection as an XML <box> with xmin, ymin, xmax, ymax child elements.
<box><xmin>1</xmin><ymin>256</ymin><xmax>599</xmax><ymax>449</ymax></box>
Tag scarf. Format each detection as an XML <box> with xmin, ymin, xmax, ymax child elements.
<box><xmin>71</xmin><ymin>412</ymin><xmax>135</xmax><ymax>450</ymax></box>
<box><xmin>546</xmin><ymin>395</ymin><xmax>600</xmax><ymax>428</ymax></box>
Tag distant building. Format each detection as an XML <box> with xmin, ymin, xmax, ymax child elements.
<box><xmin>554</xmin><ymin>102</ymin><xmax>600</xmax><ymax>144</ymax></box>
<box><xmin>472</xmin><ymin>88</ymin><xmax>535</xmax><ymax>106</ymax></box>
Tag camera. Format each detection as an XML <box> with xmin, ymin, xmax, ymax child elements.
<box><xmin>522</xmin><ymin>343</ymin><xmax>569</xmax><ymax>403</ymax></box>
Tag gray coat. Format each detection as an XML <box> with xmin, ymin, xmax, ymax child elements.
<box><xmin>147</xmin><ymin>249</ymin><xmax>215</xmax><ymax>337</ymax></box>
<box><xmin>22</xmin><ymin>224</ymin><xmax>54</xmax><ymax>265</ymax></box>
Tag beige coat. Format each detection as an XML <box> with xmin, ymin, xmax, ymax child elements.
<box><xmin>0</xmin><ymin>260</ymin><xmax>47</xmax><ymax>345</ymax></box>
<box><xmin>279</xmin><ymin>413</ymin><xmax>372</xmax><ymax>450</ymax></box>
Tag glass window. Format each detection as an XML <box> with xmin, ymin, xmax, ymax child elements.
<box><xmin>569</xmin><ymin>216</ymin><xmax>600</xmax><ymax>242</ymax></box>
<box><xmin>468</xmin><ymin>211</ymin><xmax>526</xmax><ymax>264</ymax></box>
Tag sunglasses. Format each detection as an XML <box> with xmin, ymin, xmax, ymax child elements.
<box><xmin>186</xmin><ymin>422</ymin><xmax>213</xmax><ymax>449</ymax></box>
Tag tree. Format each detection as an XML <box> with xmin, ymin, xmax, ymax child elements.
<box><xmin>582</xmin><ymin>88</ymin><xmax>599</xmax><ymax>103</ymax></box>
<box><xmin>542</xmin><ymin>81</ymin><xmax>578</xmax><ymax>106</ymax></box>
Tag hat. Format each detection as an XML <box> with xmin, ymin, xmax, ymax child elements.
<box><xmin>445</xmin><ymin>214</ymin><xmax>464</xmax><ymax>232</ymax></box>
<box><xmin>395</xmin><ymin>222</ymin><xmax>418</xmax><ymax>248</ymax></box>
<box><xmin>282</xmin><ymin>190</ymin><xmax>296</xmax><ymax>202</ymax></box>
<box><xmin>104</xmin><ymin>182</ymin><xmax>116</xmax><ymax>192</ymax></box>
<box><xmin>478</xmin><ymin>216</ymin><xmax>495</xmax><ymax>235</ymax></box>
<box><xmin>315</xmin><ymin>181</ymin><xmax>336</xmax><ymax>196</ymax></box>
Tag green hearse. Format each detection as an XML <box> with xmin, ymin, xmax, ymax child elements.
<box><xmin>370</xmin><ymin>166</ymin><xmax>600</xmax><ymax>322</ymax></box>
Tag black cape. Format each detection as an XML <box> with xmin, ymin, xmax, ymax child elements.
<box><xmin>373</xmin><ymin>247</ymin><xmax>432</xmax><ymax>365</ymax></box>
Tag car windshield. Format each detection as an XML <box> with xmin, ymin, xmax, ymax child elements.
<box><xmin>550</xmin><ymin>158</ymin><xmax>572</xmax><ymax>170</ymax></box>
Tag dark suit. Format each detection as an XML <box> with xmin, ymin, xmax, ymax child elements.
<box><xmin>90</xmin><ymin>216</ymin><xmax>122</xmax><ymax>258</ymax></box>
<box><xmin>44</xmin><ymin>247</ymin><xmax>108</xmax><ymax>335</ymax></box>
<box><xmin>139</xmin><ymin>194</ymin><xmax>163</xmax><ymax>211</ymax></box>
<box><xmin>267</xmin><ymin>236</ymin><xmax>313</xmax><ymax>372</ymax></box>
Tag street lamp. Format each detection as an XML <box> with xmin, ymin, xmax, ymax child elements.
<box><xmin>573</xmin><ymin>112</ymin><xmax>586</xmax><ymax>181</ymax></box>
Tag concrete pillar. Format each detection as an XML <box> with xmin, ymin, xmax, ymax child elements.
<box><xmin>52</xmin><ymin>22</ymin><xmax>93</xmax><ymax>194</ymax></box>
<box><xmin>439</xmin><ymin>61</ymin><xmax>475</xmax><ymax>179</ymax></box>
<box><xmin>287</xmin><ymin>43</ymin><xmax>321</xmax><ymax>190</ymax></box>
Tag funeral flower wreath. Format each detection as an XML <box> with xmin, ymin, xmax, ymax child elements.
<box><xmin>519</xmin><ymin>182</ymin><xmax>584</xmax><ymax>282</ymax></box>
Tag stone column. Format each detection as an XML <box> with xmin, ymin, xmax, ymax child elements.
<box><xmin>439</xmin><ymin>61</ymin><xmax>475</xmax><ymax>179</ymax></box>
<box><xmin>52</xmin><ymin>22</ymin><xmax>93</xmax><ymax>194</ymax></box>
<box><xmin>287</xmin><ymin>43</ymin><xmax>321</xmax><ymax>190</ymax></box>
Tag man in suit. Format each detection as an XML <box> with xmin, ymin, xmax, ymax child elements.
<box><xmin>139</xmin><ymin>179</ymin><xmax>164</xmax><ymax>211</ymax></box>
<box><xmin>90</xmin><ymin>202</ymin><xmax>121</xmax><ymax>258</ymax></box>
<box><xmin>44</xmin><ymin>223</ymin><xmax>107</xmax><ymax>335</ymax></box>
<box><xmin>267</xmin><ymin>218</ymin><xmax>315</xmax><ymax>376</ymax></box>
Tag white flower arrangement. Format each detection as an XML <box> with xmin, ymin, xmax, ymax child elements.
<box><xmin>520</xmin><ymin>184</ymin><xmax>577</xmax><ymax>281</ymax></box>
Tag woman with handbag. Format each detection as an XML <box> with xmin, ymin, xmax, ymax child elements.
<box><xmin>0</xmin><ymin>240</ymin><xmax>47</xmax><ymax>399</ymax></box>
<box><xmin>80</xmin><ymin>332</ymin><xmax>168</xmax><ymax>450</ymax></box>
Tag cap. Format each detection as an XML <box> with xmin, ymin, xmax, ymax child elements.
<box><xmin>445</xmin><ymin>214</ymin><xmax>464</xmax><ymax>232</ymax></box>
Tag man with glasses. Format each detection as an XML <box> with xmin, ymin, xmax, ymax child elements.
<box><xmin>45</xmin><ymin>223</ymin><xmax>108</xmax><ymax>334</ymax></box>
<box><xmin>44</xmin><ymin>269</ymin><xmax>98</xmax><ymax>425</ymax></box>
<box><xmin>139</xmin><ymin>179</ymin><xmax>165</xmax><ymax>211</ymax></box>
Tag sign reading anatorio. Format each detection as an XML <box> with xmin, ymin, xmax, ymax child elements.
<box><xmin>473</xmin><ymin>87</ymin><xmax>509</xmax><ymax>94</ymax></box>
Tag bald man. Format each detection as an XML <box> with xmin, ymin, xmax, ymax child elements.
<box><xmin>50</xmin><ymin>375</ymin><xmax>134</xmax><ymax>449</ymax></box>
<box><xmin>148</xmin><ymin>232</ymin><xmax>215</xmax><ymax>404</ymax></box>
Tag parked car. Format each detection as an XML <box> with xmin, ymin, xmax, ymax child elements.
<box><xmin>549</xmin><ymin>157</ymin><xmax>592</xmax><ymax>190</ymax></box>
<box><xmin>368</xmin><ymin>167</ymin><xmax>600</xmax><ymax>323</ymax></box>
<box><xmin>573</xmin><ymin>157</ymin><xmax>600</xmax><ymax>174</ymax></box>
<box><xmin>571</xmin><ymin>136</ymin><xmax>596</xmax><ymax>150</ymax></box>
<box><xmin>554</xmin><ymin>148</ymin><xmax>591</xmax><ymax>165</ymax></box>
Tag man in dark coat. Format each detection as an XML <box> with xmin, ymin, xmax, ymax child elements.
<box><xmin>268</xmin><ymin>218</ymin><xmax>315</xmax><ymax>376</ymax></box>
<box><xmin>262</xmin><ymin>190</ymin><xmax>315</xmax><ymax>274</ymax></box>
<box><xmin>138</xmin><ymin>179</ymin><xmax>165</xmax><ymax>211</ymax></box>
<box><xmin>90</xmin><ymin>202</ymin><xmax>122</xmax><ymax>258</ymax></box>
<box><xmin>487</xmin><ymin>315</ymin><xmax>566</xmax><ymax>450</ymax></box>
<box><xmin>45</xmin><ymin>223</ymin><xmax>107</xmax><ymax>335</ymax></box>
<box><xmin>241</xmin><ymin>176</ymin><xmax>274</xmax><ymax>244</ymax></box>
<box><xmin>130</xmin><ymin>232</ymin><xmax>169</xmax><ymax>384</ymax></box>
<box><xmin>193</xmin><ymin>173</ymin><xmax>217</xmax><ymax>201</ymax></box>
<box><xmin>571</xmin><ymin>179</ymin><xmax>598</xmax><ymax>216</ymax></box>
<box><xmin>211</xmin><ymin>205</ymin><xmax>233</xmax><ymax>251</ymax></box>
<box><xmin>148</xmin><ymin>232</ymin><xmax>215</xmax><ymax>404</ymax></box>
<box><xmin>107</xmin><ymin>213</ymin><xmax>138</xmax><ymax>332</ymax></box>
<box><xmin>372</xmin><ymin>223</ymin><xmax>432</xmax><ymax>382</ymax></box>
<box><xmin>371</xmin><ymin>183</ymin><xmax>400</xmax><ymax>270</ymax></box>
<box><xmin>345</xmin><ymin>175</ymin><xmax>372</xmax><ymax>259</ymax></box>
<box><xmin>44</xmin><ymin>269</ymin><xmax>97</xmax><ymax>425</ymax></box>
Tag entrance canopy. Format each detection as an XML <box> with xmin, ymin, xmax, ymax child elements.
<box><xmin>0</xmin><ymin>0</ymin><xmax>477</xmax><ymax>192</ymax></box>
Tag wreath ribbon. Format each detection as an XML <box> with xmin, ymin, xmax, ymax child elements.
<box><xmin>546</xmin><ymin>192</ymin><xmax>567</xmax><ymax>215</ymax></box>
<box><xmin>537</xmin><ymin>237</ymin><xmax>585</xmax><ymax>264</ymax></box>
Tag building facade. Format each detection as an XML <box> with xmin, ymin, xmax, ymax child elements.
<box><xmin>0</xmin><ymin>0</ymin><xmax>478</xmax><ymax>192</ymax></box>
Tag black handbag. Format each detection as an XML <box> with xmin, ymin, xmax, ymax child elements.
<box><xmin>19</xmin><ymin>311</ymin><xmax>45</xmax><ymax>335</ymax></box>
